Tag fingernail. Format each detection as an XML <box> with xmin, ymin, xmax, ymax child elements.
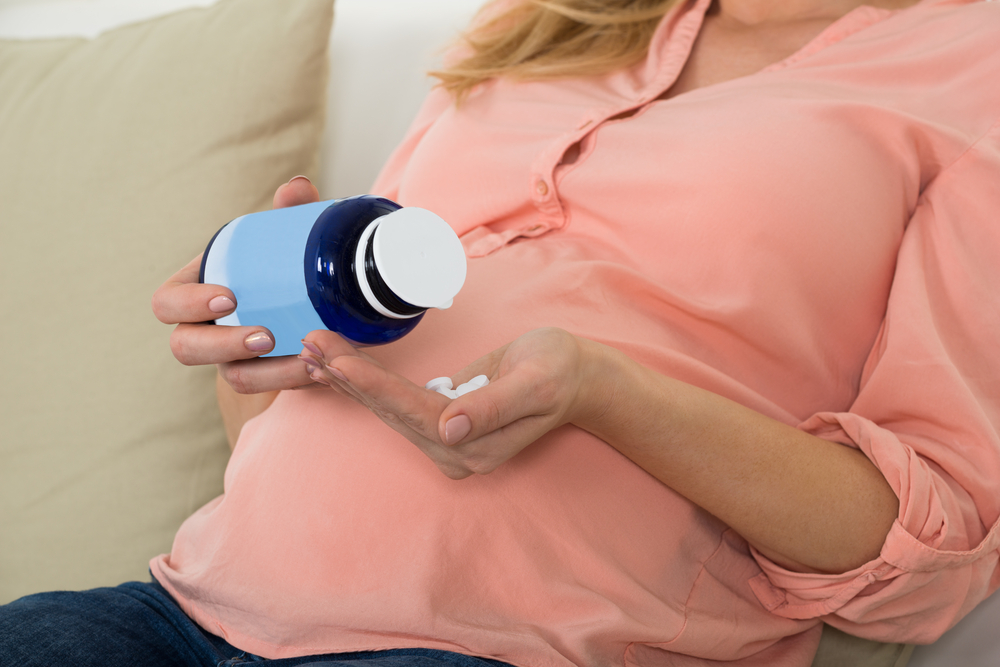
<box><xmin>301</xmin><ymin>340</ymin><xmax>323</xmax><ymax>358</ymax></box>
<box><xmin>444</xmin><ymin>415</ymin><xmax>472</xmax><ymax>445</ymax></box>
<box><xmin>244</xmin><ymin>331</ymin><xmax>274</xmax><ymax>352</ymax></box>
<box><xmin>208</xmin><ymin>295</ymin><xmax>235</xmax><ymax>313</ymax></box>
<box><xmin>287</xmin><ymin>175</ymin><xmax>311</xmax><ymax>185</ymax></box>
<box><xmin>327</xmin><ymin>365</ymin><xmax>348</xmax><ymax>383</ymax></box>
<box><xmin>299</xmin><ymin>355</ymin><xmax>319</xmax><ymax>374</ymax></box>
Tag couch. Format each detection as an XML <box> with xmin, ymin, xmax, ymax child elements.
<box><xmin>0</xmin><ymin>0</ymin><xmax>994</xmax><ymax>664</ymax></box>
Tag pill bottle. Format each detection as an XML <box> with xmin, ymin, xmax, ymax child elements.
<box><xmin>199</xmin><ymin>195</ymin><xmax>466</xmax><ymax>357</ymax></box>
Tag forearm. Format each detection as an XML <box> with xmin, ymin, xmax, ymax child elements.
<box><xmin>216</xmin><ymin>372</ymin><xmax>279</xmax><ymax>450</ymax></box>
<box><xmin>573</xmin><ymin>338</ymin><xmax>899</xmax><ymax>574</ymax></box>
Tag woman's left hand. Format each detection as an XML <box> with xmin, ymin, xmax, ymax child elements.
<box><xmin>300</xmin><ymin>327</ymin><xmax>601</xmax><ymax>479</ymax></box>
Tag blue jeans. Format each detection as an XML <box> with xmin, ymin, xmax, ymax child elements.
<box><xmin>0</xmin><ymin>580</ymin><xmax>516</xmax><ymax>667</ymax></box>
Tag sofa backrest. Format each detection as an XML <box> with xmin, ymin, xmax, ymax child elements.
<box><xmin>0</xmin><ymin>0</ymin><xmax>483</xmax><ymax>199</ymax></box>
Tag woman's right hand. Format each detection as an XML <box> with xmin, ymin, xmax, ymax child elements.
<box><xmin>151</xmin><ymin>176</ymin><xmax>322</xmax><ymax>394</ymax></box>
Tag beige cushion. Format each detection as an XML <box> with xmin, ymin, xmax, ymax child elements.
<box><xmin>0</xmin><ymin>0</ymin><xmax>334</xmax><ymax>603</ymax></box>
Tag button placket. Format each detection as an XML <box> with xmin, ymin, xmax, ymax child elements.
<box><xmin>524</xmin><ymin>105</ymin><xmax>625</xmax><ymax>239</ymax></box>
<box><xmin>529</xmin><ymin>170</ymin><xmax>560</xmax><ymax>214</ymax></box>
<box><xmin>530</xmin><ymin>123</ymin><xmax>593</xmax><ymax>205</ymax></box>
<box><xmin>529</xmin><ymin>154</ymin><xmax>558</xmax><ymax>211</ymax></box>
<box><xmin>526</xmin><ymin>164</ymin><xmax>563</xmax><ymax>240</ymax></box>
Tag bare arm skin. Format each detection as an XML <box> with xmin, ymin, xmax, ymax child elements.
<box><xmin>574</xmin><ymin>337</ymin><xmax>899</xmax><ymax>574</ymax></box>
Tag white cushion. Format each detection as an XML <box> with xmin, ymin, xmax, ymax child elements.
<box><xmin>320</xmin><ymin>0</ymin><xmax>483</xmax><ymax>198</ymax></box>
<box><xmin>0</xmin><ymin>0</ymin><xmax>220</xmax><ymax>39</ymax></box>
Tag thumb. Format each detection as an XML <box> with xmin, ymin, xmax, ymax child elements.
<box><xmin>438</xmin><ymin>378</ymin><xmax>550</xmax><ymax>446</ymax></box>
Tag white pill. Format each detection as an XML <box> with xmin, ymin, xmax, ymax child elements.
<box><xmin>455</xmin><ymin>375</ymin><xmax>490</xmax><ymax>397</ymax></box>
<box><xmin>425</xmin><ymin>377</ymin><xmax>453</xmax><ymax>392</ymax></box>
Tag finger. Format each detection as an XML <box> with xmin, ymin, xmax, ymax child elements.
<box><xmin>299</xmin><ymin>352</ymin><xmax>359</xmax><ymax>401</ymax></box>
<box><xmin>156</xmin><ymin>177</ymin><xmax>319</xmax><ymax>326</ymax></box>
<box><xmin>447</xmin><ymin>414</ymin><xmax>558</xmax><ymax>476</ymax></box>
<box><xmin>305</xmin><ymin>371</ymin><xmax>355</xmax><ymax>399</ymax></box>
<box><xmin>153</xmin><ymin>283</ymin><xmax>237</xmax><ymax>325</ymax></box>
<box><xmin>437</xmin><ymin>377</ymin><xmax>557</xmax><ymax>447</ymax></box>
<box><xmin>438</xmin><ymin>412</ymin><xmax>551</xmax><ymax>477</ymax></box>
<box><xmin>170</xmin><ymin>323</ymin><xmax>276</xmax><ymax>366</ymax></box>
<box><xmin>218</xmin><ymin>355</ymin><xmax>314</xmax><ymax>394</ymax></box>
<box><xmin>314</xmin><ymin>356</ymin><xmax>471</xmax><ymax>478</ymax></box>
<box><xmin>152</xmin><ymin>254</ymin><xmax>238</xmax><ymax>325</ymax></box>
<box><xmin>316</xmin><ymin>355</ymin><xmax>476</xmax><ymax>479</ymax></box>
<box><xmin>299</xmin><ymin>332</ymin><xmax>380</xmax><ymax>400</ymax></box>
<box><xmin>310</xmin><ymin>356</ymin><xmax>392</xmax><ymax>408</ymax></box>
<box><xmin>330</xmin><ymin>355</ymin><xmax>449</xmax><ymax>442</ymax></box>
<box><xmin>310</xmin><ymin>365</ymin><xmax>366</xmax><ymax>403</ymax></box>
<box><xmin>290</xmin><ymin>382</ymin><xmax>328</xmax><ymax>391</ymax></box>
<box><xmin>301</xmin><ymin>329</ymin><xmax>382</xmax><ymax>369</ymax></box>
<box><xmin>273</xmin><ymin>175</ymin><xmax>320</xmax><ymax>209</ymax></box>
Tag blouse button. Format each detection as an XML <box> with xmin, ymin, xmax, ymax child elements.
<box><xmin>535</xmin><ymin>180</ymin><xmax>549</xmax><ymax>196</ymax></box>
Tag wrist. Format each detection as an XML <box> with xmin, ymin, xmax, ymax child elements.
<box><xmin>566</xmin><ymin>336</ymin><xmax>634</xmax><ymax>436</ymax></box>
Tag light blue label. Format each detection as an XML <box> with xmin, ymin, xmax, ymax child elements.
<box><xmin>203</xmin><ymin>200</ymin><xmax>335</xmax><ymax>357</ymax></box>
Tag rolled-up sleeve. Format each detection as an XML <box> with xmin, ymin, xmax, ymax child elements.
<box><xmin>749</xmin><ymin>120</ymin><xmax>1000</xmax><ymax>644</ymax></box>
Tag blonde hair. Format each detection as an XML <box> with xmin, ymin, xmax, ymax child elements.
<box><xmin>432</xmin><ymin>0</ymin><xmax>678</xmax><ymax>100</ymax></box>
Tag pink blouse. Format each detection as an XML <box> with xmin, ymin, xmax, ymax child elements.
<box><xmin>151</xmin><ymin>0</ymin><xmax>1000</xmax><ymax>665</ymax></box>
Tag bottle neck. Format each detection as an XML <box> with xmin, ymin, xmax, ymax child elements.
<box><xmin>353</xmin><ymin>219</ymin><xmax>424</xmax><ymax>320</ymax></box>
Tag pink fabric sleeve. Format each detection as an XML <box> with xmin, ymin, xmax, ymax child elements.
<box><xmin>749</xmin><ymin>120</ymin><xmax>1000</xmax><ymax>644</ymax></box>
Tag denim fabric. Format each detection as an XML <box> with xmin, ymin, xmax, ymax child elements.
<box><xmin>0</xmin><ymin>580</ymin><xmax>516</xmax><ymax>667</ymax></box>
